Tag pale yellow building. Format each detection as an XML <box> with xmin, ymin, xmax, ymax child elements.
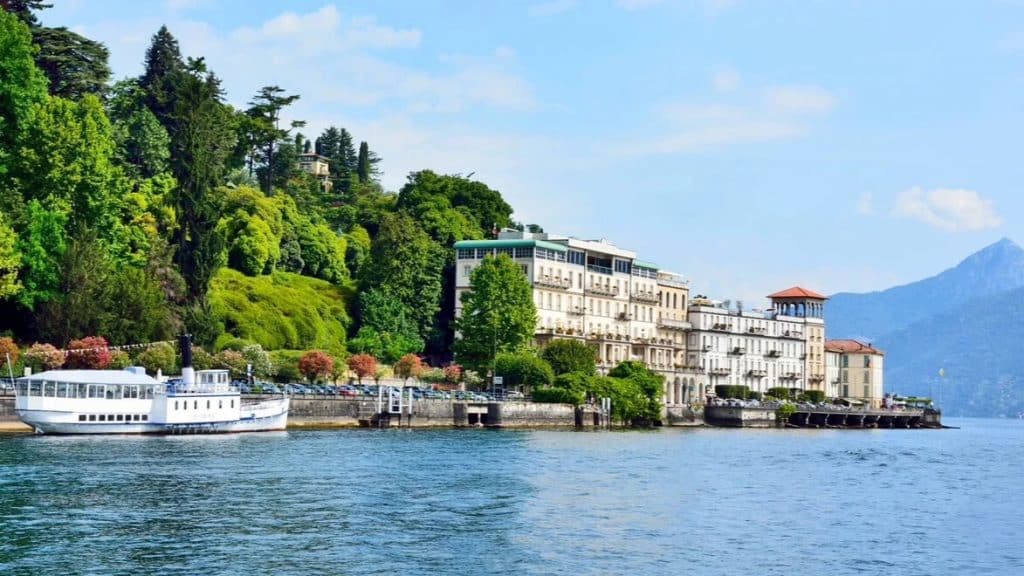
<box><xmin>297</xmin><ymin>153</ymin><xmax>331</xmax><ymax>190</ymax></box>
<box><xmin>825</xmin><ymin>339</ymin><xmax>885</xmax><ymax>408</ymax></box>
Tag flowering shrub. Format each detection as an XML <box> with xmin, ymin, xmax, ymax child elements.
<box><xmin>24</xmin><ymin>343</ymin><xmax>64</xmax><ymax>371</ymax></box>
<box><xmin>443</xmin><ymin>364</ymin><xmax>462</xmax><ymax>384</ymax></box>
<box><xmin>64</xmin><ymin>336</ymin><xmax>112</xmax><ymax>369</ymax></box>
<box><xmin>393</xmin><ymin>354</ymin><xmax>424</xmax><ymax>382</ymax></box>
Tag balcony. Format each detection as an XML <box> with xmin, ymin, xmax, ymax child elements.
<box><xmin>587</xmin><ymin>264</ymin><xmax>613</xmax><ymax>275</ymax></box>
<box><xmin>589</xmin><ymin>284</ymin><xmax>620</xmax><ymax>297</ymax></box>
<box><xmin>781</xmin><ymin>330</ymin><xmax>804</xmax><ymax>340</ymax></box>
<box><xmin>702</xmin><ymin>344</ymin><xmax>713</xmax><ymax>352</ymax></box>
<box><xmin>799</xmin><ymin>353</ymin><xmax>807</xmax><ymax>360</ymax></box>
<box><xmin>617</xmin><ymin>312</ymin><xmax>632</xmax><ymax>321</ymax></box>
<box><xmin>747</xmin><ymin>369</ymin><xmax>767</xmax><ymax>378</ymax></box>
<box><xmin>710</xmin><ymin>322</ymin><xmax>734</xmax><ymax>333</ymax></box>
<box><xmin>536</xmin><ymin>275</ymin><xmax>571</xmax><ymax>290</ymax></box>
<box><xmin>568</xmin><ymin>306</ymin><xmax>585</xmax><ymax>316</ymax></box>
<box><xmin>709</xmin><ymin>367</ymin><xmax>731</xmax><ymax>376</ymax></box>
<box><xmin>729</xmin><ymin>346</ymin><xmax>746</xmax><ymax>356</ymax></box>
<box><xmin>632</xmin><ymin>291</ymin><xmax>660</xmax><ymax>304</ymax></box>
<box><xmin>747</xmin><ymin>327</ymin><xmax>767</xmax><ymax>335</ymax></box>
<box><xmin>764</xmin><ymin>350</ymin><xmax>781</xmax><ymax>358</ymax></box>
<box><xmin>657</xmin><ymin>318</ymin><xmax>692</xmax><ymax>331</ymax></box>
<box><xmin>809</xmin><ymin>375</ymin><xmax>824</xmax><ymax>383</ymax></box>
<box><xmin>779</xmin><ymin>372</ymin><xmax>802</xmax><ymax>381</ymax></box>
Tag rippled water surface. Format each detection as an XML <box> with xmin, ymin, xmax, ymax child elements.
<box><xmin>1</xmin><ymin>418</ymin><xmax>1021</xmax><ymax>575</ymax></box>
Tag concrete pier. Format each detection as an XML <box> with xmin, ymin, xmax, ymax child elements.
<box><xmin>705</xmin><ymin>404</ymin><xmax>941</xmax><ymax>429</ymax></box>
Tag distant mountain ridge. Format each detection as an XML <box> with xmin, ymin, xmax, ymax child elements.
<box><xmin>825</xmin><ymin>237</ymin><xmax>1024</xmax><ymax>416</ymax></box>
<box><xmin>826</xmin><ymin>238</ymin><xmax>1024</xmax><ymax>341</ymax></box>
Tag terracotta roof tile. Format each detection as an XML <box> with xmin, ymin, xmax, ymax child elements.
<box><xmin>767</xmin><ymin>286</ymin><xmax>827</xmax><ymax>299</ymax></box>
<box><xmin>824</xmin><ymin>339</ymin><xmax>884</xmax><ymax>355</ymax></box>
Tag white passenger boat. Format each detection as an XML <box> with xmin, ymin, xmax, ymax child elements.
<box><xmin>13</xmin><ymin>336</ymin><xmax>288</xmax><ymax>435</ymax></box>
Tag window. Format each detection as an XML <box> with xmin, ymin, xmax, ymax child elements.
<box><xmin>863</xmin><ymin>356</ymin><xmax>871</xmax><ymax>368</ymax></box>
<box><xmin>99</xmin><ymin>415</ymin><xmax>106</xmax><ymax>421</ymax></box>
<box><xmin>614</xmin><ymin>260</ymin><xmax>632</xmax><ymax>274</ymax></box>
<box><xmin>219</xmin><ymin>400</ymin><xmax>223</xmax><ymax>409</ymax></box>
<box><xmin>193</xmin><ymin>401</ymin><xmax>198</xmax><ymax>410</ymax></box>
<box><xmin>88</xmin><ymin>415</ymin><xmax>96</xmax><ymax>421</ymax></box>
<box><xmin>863</xmin><ymin>385</ymin><xmax>870</xmax><ymax>398</ymax></box>
<box><xmin>78</xmin><ymin>415</ymin><xmax>86</xmax><ymax>422</ymax></box>
<box><xmin>133</xmin><ymin>415</ymin><xmax>140</xmax><ymax>421</ymax></box>
<box><xmin>142</xmin><ymin>415</ymin><xmax>148</xmax><ymax>421</ymax></box>
<box><xmin>568</xmin><ymin>250</ymin><xmax>585</xmax><ymax>266</ymax></box>
<box><xmin>841</xmin><ymin>356</ymin><xmax>849</xmax><ymax>368</ymax></box>
<box><xmin>231</xmin><ymin>400</ymin><xmax>235</xmax><ymax>408</ymax></box>
<box><xmin>207</xmin><ymin>400</ymin><xmax>211</xmax><ymax>409</ymax></box>
<box><xmin>116</xmin><ymin>414</ymin><xmax>124</xmax><ymax>421</ymax></box>
<box><xmin>513</xmin><ymin>247</ymin><xmax>532</xmax><ymax>258</ymax></box>
<box><xmin>457</xmin><ymin>248</ymin><xmax>475</xmax><ymax>259</ymax></box>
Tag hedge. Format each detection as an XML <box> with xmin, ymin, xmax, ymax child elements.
<box><xmin>532</xmin><ymin>387</ymin><xmax>584</xmax><ymax>405</ymax></box>
<box><xmin>767</xmin><ymin>387</ymin><xmax>790</xmax><ymax>400</ymax></box>
<box><xmin>715</xmin><ymin>385</ymin><xmax>750</xmax><ymax>399</ymax></box>
<box><xmin>800</xmin><ymin>390</ymin><xmax>826</xmax><ymax>403</ymax></box>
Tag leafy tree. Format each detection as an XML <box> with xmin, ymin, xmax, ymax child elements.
<box><xmin>100</xmin><ymin>264</ymin><xmax>175</xmax><ymax>345</ymax></box>
<box><xmin>213</xmin><ymin>349</ymin><xmax>246</xmax><ymax>375</ymax></box>
<box><xmin>343</xmin><ymin>225</ymin><xmax>371</xmax><ymax>277</ymax></box>
<box><xmin>108</xmin><ymin>350</ymin><xmax>131</xmax><ymax>369</ymax></box>
<box><xmin>16</xmin><ymin>94</ymin><xmax>127</xmax><ymax>237</ymax></box>
<box><xmin>541</xmin><ymin>339</ymin><xmax>597</xmax><ymax>376</ymax></box>
<box><xmin>107</xmin><ymin>79</ymin><xmax>170</xmax><ymax>179</ymax></box>
<box><xmin>608</xmin><ymin>361</ymin><xmax>664</xmax><ymax>422</ymax></box>
<box><xmin>358</xmin><ymin>288</ymin><xmax>422</xmax><ymax>347</ymax></box>
<box><xmin>23</xmin><ymin>342</ymin><xmax>63</xmax><ymax>371</ymax></box>
<box><xmin>315</xmin><ymin>126</ymin><xmax>357</xmax><ymax>190</ymax></box>
<box><xmin>246</xmin><ymin>85</ymin><xmax>301</xmax><ymax>194</ymax></box>
<box><xmin>360</xmin><ymin>212</ymin><xmax>445</xmax><ymax>342</ymax></box>
<box><xmin>64</xmin><ymin>335</ymin><xmax>112</xmax><ymax>369</ymax></box>
<box><xmin>14</xmin><ymin>200</ymin><xmax>66</xmax><ymax>310</ymax></box>
<box><xmin>397</xmin><ymin>170</ymin><xmax>513</xmax><ymax>238</ymax></box>
<box><xmin>494</xmin><ymin>350</ymin><xmax>554</xmax><ymax>390</ymax></box>
<box><xmin>0</xmin><ymin>336</ymin><xmax>19</xmax><ymax>367</ymax></box>
<box><xmin>170</xmin><ymin>58</ymin><xmax>236</xmax><ymax>304</ymax></box>
<box><xmin>139</xmin><ymin>25</ymin><xmax>184</xmax><ymax>128</ymax></box>
<box><xmin>394</xmin><ymin>353</ymin><xmax>423</xmax><ymax>383</ymax></box>
<box><xmin>136</xmin><ymin>341</ymin><xmax>176</xmax><ymax>375</ymax></box>
<box><xmin>453</xmin><ymin>254</ymin><xmax>537</xmax><ymax>374</ymax></box>
<box><xmin>298</xmin><ymin>350</ymin><xmax>334</xmax><ymax>382</ymax></box>
<box><xmin>355</xmin><ymin>140</ymin><xmax>381</xmax><ymax>183</ymax></box>
<box><xmin>31</xmin><ymin>26</ymin><xmax>111</xmax><ymax>100</ymax></box>
<box><xmin>0</xmin><ymin>214</ymin><xmax>21</xmax><ymax>299</ymax></box>
<box><xmin>0</xmin><ymin>9</ymin><xmax>47</xmax><ymax>181</ymax></box>
<box><xmin>346</xmin><ymin>352</ymin><xmax>376</xmax><ymax>384</ymax></box>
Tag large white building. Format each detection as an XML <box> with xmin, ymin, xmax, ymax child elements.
<box><xmin>453</xmin><ymin>230</ymin><xmax>696</xmax><ymax>405</ymax></box>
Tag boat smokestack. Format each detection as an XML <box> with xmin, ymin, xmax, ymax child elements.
<box><xmin>180</xmin><ymin>333</ymin><xmax>194</xmax><ymax>388</ymax></box>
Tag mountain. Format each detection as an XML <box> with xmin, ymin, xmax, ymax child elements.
<box><xmin>825</xmin><ymin>238</ymin><xmax>1024</xmax><ymax>340</ymax></box>
<box><xmin>875</xmin><ymin>285</ymin><xmax>1024</xmax><ymax>417</ymax></box>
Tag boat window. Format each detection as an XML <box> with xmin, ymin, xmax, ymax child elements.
<box><xmin>124</xmin><ymin>386</ymin><xmax>138</xmax><ymax>399</ymax></box>
<box><xmin>175</xmin><ymin>401</ymin><xmax>179</xmax><ymax>410</ymax></box>
<box><xmin>88</xmin><ymin>414</ymin><xmax>96</xmax><ymax>421</ymax></box>
<box><xmin>43</xmin><ymin>381</ymin><xmax>55</xmax><ymax>397</ymax></box>
<box><xmin>88</xmin><ymin>385</ymin><xmax>103</xmax><ymax>399</ymax></box>
<box><xmin>142</xmin><ymin>415</ymin><xmax>148</xmax><ymax>421</ymax></box>
<box><xmin>57</xmin><ymin>383</ymin><xmax>68</xmax><ymax>398</ymax></box>
<box><xmin>78</xmin><ymin>415</ymin><xmax>86</xmax><ymax>421</ymax></box>
<box><xmin>231</xmin><ymin>400</ymin><xmax>234</xmax><ymax>408</ymax></box>
<box><xmin>133</xmin><ymin>415</ymin><xmax>140</xmax><ymax>421</ymax></box>
<box><xmin>206</xmin><ymin>400</ymin><xmax>210</xmax><ymax>409</ymax></box>
<box><xmin>108</xmin><ymin>415</ymin><xmax>114</xmax><ymax>422</ymax></box>
<box><xmin>16</xmin><ymin>381</ymin><xmax>28</xmax><ymax>396</ymax></box>
<box><xmin>116</xmin><ymin>415</ymin><xmax>124</xmax><ymax>421</ymax></box>
<box><xmin>193</xmin><ymin>400</ymin><xmax>197</xmax><ymax>410</ymax></box>
<box><xmin>99</xmin><ymin>415</ymin><xmax>106</xmax><ymax>421</ymax></box>
<box><xmin>219</xmin><ymin>400</ymin><xmax>222</xmax><ymax>409</ymax></box>
<box><xmin>182</xmin><ymin>401</ymin><xmax>186</xmax><ymax>411</ymax></box>
<box><xmin>29</xmin><ymin>380</ymin><xmax>40</xmax><ymax>396</ymax></box>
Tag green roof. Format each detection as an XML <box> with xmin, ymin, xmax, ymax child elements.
<box><xmin>633</xmin><ymin>260</ymin><xmax>659</xmax><ymax>270</ymax></box>
<box><xmin>453</xmin><ymin>239</ymin><xmax>567</xmax><ymax>252</ymax></box>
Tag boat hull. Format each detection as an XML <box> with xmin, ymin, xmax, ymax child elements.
<box><xmin>17</xmin><ymin>398</ymin><xmax>289</xmax><ymax>435</ymax></box>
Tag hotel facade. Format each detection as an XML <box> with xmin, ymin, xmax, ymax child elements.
<box><xmin>453</xmin><ymin>229</ymin><xmax>883</xmax><ymax>406</ymax></box>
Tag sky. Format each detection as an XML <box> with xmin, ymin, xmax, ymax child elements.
<box><xmin>40</xmin><ymin>0</ymin><xmax>1024</xmax><ymax>308</ymax></box>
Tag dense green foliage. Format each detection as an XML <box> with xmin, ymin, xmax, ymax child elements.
<box><xmin>541</xmin><ymin>339</ymin><xmax>597</xmax><ymax>376</ymax></box>
<box><xmin>716</xmin><ymin>385</ymin><xmax>751</xmax><ymax>399</ymax></box>
<box><xmin>766</xmin><ymin>387</ymin><xmax>790</xmax><ymax>400</ymax></box>
<box><xmin>494</xmin><ymin>351</ymin><xmax>555</xmax><ymax>389</ymax></box>
<box><xmin>543</xmin><ymin>363</ymin><xmax>664</xmax><ymax>425</ymax></box>
<box><xmin>532</xmin><ymin>387</ymin><xmax>583</xmax><ymax>404</ymax></box>
<box><xmin>208</xmin><ymin>269</ymin><xmax>350</xmax><ymax>352</ymax></box>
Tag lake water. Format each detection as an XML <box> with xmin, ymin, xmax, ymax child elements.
<box><xmin>0</xmin><ymin>418</ymin><xmax>1021</xmax><ymax>575</ymax></box>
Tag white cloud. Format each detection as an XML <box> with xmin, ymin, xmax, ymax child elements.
<box><xmin>763</xmin><ymin>84</ymin><xmax>837</xmax><ymax>114</ymax></box>
<box><xmin>528</xmin><ymin>0</ymin><xmax>580</xmax><ymax>17</ymax></box>
<box><xmin>857</xmin><ymin>191</ymin><xmax>874</xmax><ymax>215</ymax></box>
<box><xmin>711</xmin><ymin>68</ymin><xmax>741</xmax><ymax>93</ymax></box>
<box><xmin>890</xmin><ymin>187</ymin><xmax>1002</xmax><ymax>231</ymax></box>
<box><xmin>620</xmin><ymin>80</ymin><xmax>835</xmax><ymax>157</ymax></box>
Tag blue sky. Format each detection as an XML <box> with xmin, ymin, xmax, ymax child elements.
<box><xmin>42</xmin><ymin>1</ymin><xmax>1024</xmax><ymax>307</ymax></box>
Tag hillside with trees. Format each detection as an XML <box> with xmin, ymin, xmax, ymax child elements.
<box><xmin>0</xmin><ymin>5</ymin><xmax>542</xmax><ymax>382</ymax></box>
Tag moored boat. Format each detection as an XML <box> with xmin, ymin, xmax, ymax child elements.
<box><xmin>13</xmin><ymin>335</ymin><xmax>288</xmax><ymax>435</ymax></box>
